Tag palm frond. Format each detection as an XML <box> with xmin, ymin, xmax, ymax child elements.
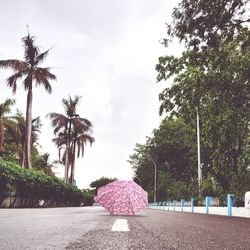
<box><xmin>53</xmin><ymin>132</ymin><xmax>67</xmax><ymax>147</ymax></box>
<box><xmin>32</xmin><ymin>116</ymin><xmax>42</xmax><ymax>132</ymax></box>
<box><xmin>6</xmin><ymin>70</ymin><xmax>28</xmax><ymax>93</ymax></box>
<box><xmin>35</xmin><ymin>49</ymin><xmax>50</xmax><ymax>65</ymax></box>
<box><xmin>22</xmin><ymin>34</ymin><xmax>39</xmax><ymax>65</ymax></box>
<box><xmin>23</xmin><ymin>74</ymin><xmax>32</xmax><ymax>90</ymax></box>
<box><xmin>0</xmin><ymin>60</ymin><xmax>28</xmax><ymax>71</ymax></box>
<box><xmin>62</xmin><ymin>95</ymin><xmax>82</xmax><ymax>117</ymax></box>
<box><xmin>47</xmin><ymin>113</ymin><xmax>68</xmax><ymax>133</ymax></box>
<box><xmin>78</xmin><ymin>117</ymin><xmax>93</xmax><ymax>128</ymax></box>
<box><xmin>0</xmin><ymin>99</ymin><xmax>15</xmax><ymax>117</ymax></box>
<box><xmin>35</xmin><ymin>67</ymin><xmax>56</xmax><ymax>80</ymax></box>
<box><xmin>72</xmin><ymin>118</ymin><xmax>93</xmax><ymax>134</ymax></box>
<box><xmin>33</xmin><ymin>67</ymin><xmax>56</xmax><ymax>93</ymax></box>
<box><xmin>76</xmin><ymin>133</ymin><xmax>95</xmax><ymax>158</ymax></box>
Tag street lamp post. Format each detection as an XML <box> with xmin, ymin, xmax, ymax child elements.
<box><xmin>196</xmin><ymin>107</ymin><xmax>202</xmax><ymax>197</ymax></box>
<box><xmin>150</xmin><ymin>159</ymin><xmax>157</xmax><ymax>203</ymax></box>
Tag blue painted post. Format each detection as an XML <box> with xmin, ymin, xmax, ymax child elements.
<box><xmin>205</xmin><ymin>196</ymin><xmax>211</xmax><ymax>214</ymax></box>
<box><xmin>173</xmin><ymin>200</ymin><xmax>176</xmax><ymax>211</ymax></box>
<box><xmin>181</xmin><ymin>199</ymin><xmax>184</xmax><ymax>212</ymax></box>
<box><xmin>205</xmin><ymin>196</ymin><xmax>209</xmax><ymax>214</ymax></box>
<box><xmin>227</xmin><ymin>194</ymin><xmax>233</xmax><ymax>217</ymax></box>
<box><xmin>191</xmin><ymin>198</ymin><xmax>194</xmax><ymax>213</ymax></box>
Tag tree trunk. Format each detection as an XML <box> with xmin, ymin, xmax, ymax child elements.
<box><xmin>70</xmin><ymin>141</ymin><xmax>76</xmax><ymax>184</ymax></box>
<box><xmin>64</xmin><ymin>120</ymin><xmax>72</xmax><ymax>183</ymax></box>
<box><xmin>24</xmin><ymin>87</ymin><xmax>33</xmax><ymax>169</ymax></box>
<box><xmin>21</xmin><ymin>144</ymin><xmax>25</xmax><ymax>168</ymax></box>
<box><xmin>64</xmin><ymin>133</ymin><xmax>70</xmax><ymax>183</ymax></box>
<box><xmin>0</xmin><ymin>122</ymin><xmax>4</xmax><ymax>152</ymax></box>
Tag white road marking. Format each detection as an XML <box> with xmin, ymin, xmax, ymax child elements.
<box><xmin>111</xmin><ymin>219</ymin><xmax>129</xmax><ymax>232</ymax></box>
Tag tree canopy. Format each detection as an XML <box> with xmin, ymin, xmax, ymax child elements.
<box><xmin>130</xmin><ymin>0</ymin><xmax>250</xmax><ymax>202</ymax></box>
<box><xmin>90</xmin><ymin>177</ymin><xmax>117</xmax><ymax>195</ymax></box>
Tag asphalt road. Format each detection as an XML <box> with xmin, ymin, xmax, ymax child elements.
<box><xmin>0</xmin><ymin>207</ymin><xmax>249</xmax><ymax>250</ymax></box>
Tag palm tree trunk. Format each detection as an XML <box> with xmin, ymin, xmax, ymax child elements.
<box><xmin>21</xmin><ymin>145</ymin><xmax>25</xmax><ymax>167</ymax></box>
<box><xmin>64</xmin><ymin>133</ymin><xmax>69</xmax><ymax>183</ymax></box>
<box><xmin>24</xmin><ymin>87</ymin><xmax>33</xmax><ymax>169</ymax></box>
<box><xmin>0</xmin><ymin>122</ymin><xmax>4</xmax><ymax>152</ymax></box>
<box><xmin>64</xmin><ymin>120</ymin><xmax>72</xmax><ymax>182</ymax></box>
<box><xmin>70</xmin><ymin>141</ymin><xmax>76</xmax><ymax>184</ymax></box>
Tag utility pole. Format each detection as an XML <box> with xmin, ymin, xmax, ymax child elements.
<box><xmin>196</xmin><ymin>107</ymin><xmax>202</xmax><ymax>197</ymax></box>
<box><xmin>150</xmin><ymin>159</ymin><xmax>157</xmax><ymax>203</ymax></box>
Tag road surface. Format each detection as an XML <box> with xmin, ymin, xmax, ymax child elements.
<box><xmin>0</xmin><ymin>207</ymin><xmax>249</xmax><ymax>249</ymax></box>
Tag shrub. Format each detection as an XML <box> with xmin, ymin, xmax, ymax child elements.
<box><xmin>0</xmin><ymin>158</ymin><xmax>91</xmax><ymax>208</ymax></box>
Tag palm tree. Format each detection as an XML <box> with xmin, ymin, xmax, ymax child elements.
<box><xmin>0</xmin><ymin>99</ymin><xmax>15</xmax><ymax>152</ymax></box>
<box><xmin>35</xmin><ymin>153</ymin><xmax>57</xmax><ymax>176</ymax></box>
<box><xmin>52</xmin><ymin>131</ymin><xmax>67</xmax><ymax>165</ymax></box>
<box><xmin>48</xmin><ymin>96</ymin><xmax>94</xmax><ymax>182</ymax></box>
<box><xmin>0</xmin><ymin>33</ymin><xmax>56</xmax><ymax>168</ymax></box>
<box><xmin>6</xmin><ymin>110</ymin><xmax>42</xmax><ymax>166</ymax></box>
<box><xmin>69</xmin><ymin>123</ymin><xmax>94</xmax><ymax>184</ymax></box>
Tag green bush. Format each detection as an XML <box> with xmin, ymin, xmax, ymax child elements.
<box><xmin>0</xmin><ymin>158</ymin><xmax>92</xmax><ymax>208</ymax></box>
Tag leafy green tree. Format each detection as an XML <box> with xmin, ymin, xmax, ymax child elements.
<box><xmin>156</xmin><ymin>0</ymin><xmax>250</xmax><ymax>195</ymax></box>
<box><xmin>34</xmin><ymin>153</ymin><xmax>57</xmax><ymax>176</ymax></box>
<box><xmin>163</xmin><ymin>0</ymin><xmax>249</xmax><ymax>49</ymax></box>
<box><xmin>2</xmin><ymin>110</ymin><xmax>42</xmax><ymax>167</ymax></box>
<box><xmin>0</xmin><ymin>33</ymin><xmax>56</xmax><ymax>168</ymax></box>
<box><xmin>90</xmin><ymin>177</ymin><xmax>117</xmax><ymax>195</ymax></box>
<box><xmin>0</xmin><ymin>99</ymin><xmax>15</xmax><ymax>152</ymax></box>
<box><xmin>129</xmin><ymin>118</ymin><xmax>197</xmax><ymax>201</ymax></box>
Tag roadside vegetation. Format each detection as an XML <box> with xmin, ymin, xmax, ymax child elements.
<box><xmin>129</xmin><ymin>0</ymin><xmax>250</xmax><ymax>204</ymax></box>
<box><xmin>0</xmin><ymin>159</ymin><xmax>93</xmax><ymax>208</ymax></box>
<box><xmin>0</xmin><ymin>33</ymin><xmax>94</xmax><ymax>207</ymax></box>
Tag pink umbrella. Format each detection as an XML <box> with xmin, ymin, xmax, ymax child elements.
<box><xmin>96</xmin><ymin>180</ymin><xmax>148</xmax><ymax>215</ymax></box>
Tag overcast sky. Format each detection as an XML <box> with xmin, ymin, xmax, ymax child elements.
<box><xmin>0</xmin><ymin>0</ymin><xmax>181</xmax><ymax>188</ymax></box>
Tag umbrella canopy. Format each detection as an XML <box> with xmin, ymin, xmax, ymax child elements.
<box><xmin>96</xmin><ymin>180</ymin><xmax>148</xmax><ymax>215</ymax></box>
